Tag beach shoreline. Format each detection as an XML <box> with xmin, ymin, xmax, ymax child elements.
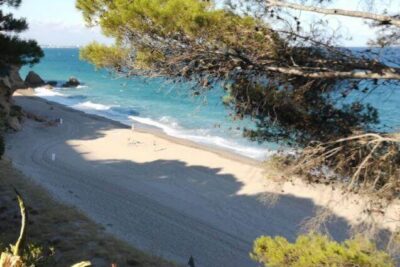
<box><xmin>15</xmin><ymin>88</ymin><xmax>262</xmax><ymax>167</ymax></box>
<box><xmin>5</xmin><ymin>91</ymin><xmax>399</xmax><ymax>266</ymax></box>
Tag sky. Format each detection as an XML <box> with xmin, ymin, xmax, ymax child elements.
<box><xmin>3</xmin><ymin>0</ymin><xmax>397</xmax><ymax>47</ymax></box>
<box><xmin>4</xmin><ymin>0</ymin><xmax>113</xmax><ymax>47</ymax></box>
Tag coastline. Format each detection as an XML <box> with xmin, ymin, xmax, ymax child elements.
<box><xmin>6</xmin><ymin>90</ymin><xmax>400</xmax><ymax>266</ymax></box>
<box><xmin>15</xmin><ymin>88</ymin><xmax>262</xmax><ymax>167</ymax></box>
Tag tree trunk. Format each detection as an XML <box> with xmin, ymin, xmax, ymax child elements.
<box><xmin>266</xmin><ymin>0</ymin><xmax>400</xmax><ymax>27</ymax></box>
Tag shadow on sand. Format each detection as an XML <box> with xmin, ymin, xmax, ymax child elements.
<box><xmin>6</xmin><ymin>95</ymin><xmax>390</xmax><ymax>267</ymax></box>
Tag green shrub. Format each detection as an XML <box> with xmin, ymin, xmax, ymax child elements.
<box><xmin>251</xmin><ymin>234</ymin><xmax>394</xmax><ymax>267</ymax></box>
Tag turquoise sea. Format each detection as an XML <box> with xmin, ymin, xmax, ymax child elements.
<box><xmin>20</xmin><ymin>48</ymin><xmax>400</xmax><ymax>160</ymax></box>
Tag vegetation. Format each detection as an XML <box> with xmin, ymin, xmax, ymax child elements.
<box><xmin>294</xmin><ymin>133</ymin><xmax>400</xmax><ymax>199</ymax></box>
<box><xmin>0</xmin><ymin>0</ymin><xmax>43</xmax><ymax>69</ymax></box>
<box><xmin>251</xmin><ymin>233</ymin><xmax>395</xmax><ymax>267</ymax></box>
<box><xmin>0</xmin><ymin>190</ymin><xmax>55</xmax><ymax>267</ymax></box>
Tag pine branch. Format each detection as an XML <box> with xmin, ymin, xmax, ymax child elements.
<box><xmin>264</xmin><ymin>66</ymin><xmax>400</xmax><ymax>80</ymax></box>
<box><xmin>266</xmin><ymin>0</ymin><xmax>400</xmax><ymax>27</ymax></box>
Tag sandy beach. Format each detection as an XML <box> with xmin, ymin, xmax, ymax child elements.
<box><xmin>5</xmin><ymin>93</ymin><xmax>399</xmax><ymax>267</ymax></box>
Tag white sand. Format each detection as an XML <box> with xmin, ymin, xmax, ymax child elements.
<box><xmin>5</xmin><ymin>94</ymin><xmax>399</xmax><ymax>267</ymax></box>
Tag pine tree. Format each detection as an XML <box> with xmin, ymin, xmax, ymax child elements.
<box><xmin>0</xmin><ymin>0</ymin><xmax>43</xmax><ymax>158</ymax></box>
<box><xmin>0</xmin><ymin>0</ymin><xmax>43</xmax><ymax>69</ymax></box>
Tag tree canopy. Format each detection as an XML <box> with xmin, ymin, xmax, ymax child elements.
<box><xmin>0</xmin><ymin>0</ymin><xmax>43</xmax><ymax>68</ymax></box>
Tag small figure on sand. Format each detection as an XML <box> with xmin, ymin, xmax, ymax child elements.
<box><xmin>128</xmin><ymin>123</ymin><xmax>141</xmax><ymax>145</ymax></box>
<box><xmin>128</xmin><ymin>123</ymin><xmax>135</xmax><ymax>144</ymax></box>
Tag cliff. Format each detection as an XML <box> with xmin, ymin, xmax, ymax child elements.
<box><xmin>0</xmin><ymin>65</ymin><xmax>26</xmax><ymax>132</ymax></box>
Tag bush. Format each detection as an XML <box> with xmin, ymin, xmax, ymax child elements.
<box><xmin>251</xmin><ymin>234</ymin><xmax>394</xmax><ymax>267</ymax></box>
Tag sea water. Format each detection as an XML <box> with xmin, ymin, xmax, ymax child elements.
<box><xmin>20</xmin><ymin>48</ymin><xmax>400</xmax><ymax>160</ymax></box>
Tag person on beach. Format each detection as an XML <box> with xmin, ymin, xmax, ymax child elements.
<box><xmin>129</xmin><ymin>123</ymin><xmax>137</xmax><ymax>144</ymax></box>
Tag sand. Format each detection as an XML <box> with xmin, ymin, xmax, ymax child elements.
<box><xmin>0</xmin><ymin>159</ymin><xmax>174</xmax><ymax>267</ymax></box>
<box><xmin>5</xmin><ymin>93</ymin><xmax>399</xmax><ymax>267</ymax></box>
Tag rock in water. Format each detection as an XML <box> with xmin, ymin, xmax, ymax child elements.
<box><xmin>46</xmin><ymin>80</ymin><xmax>58</xmax><ymax>86</ymax></box>
<box><xmin>25</xmin><ymin>71</ymin><xmax>45</xmax><ymax>87</ymax></box>
<box><xmin>63</xmin><ymin>77</ymin><xmax>80</xmax><ymax>87</ymax></box>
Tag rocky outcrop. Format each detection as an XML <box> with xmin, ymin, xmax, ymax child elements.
<box><xmin>0</xmin><ymin>65</ymin><xmax>26</xmax><ymax>91</ymax></box>
<box><xmin>0</xmin><ymin>65</ymin><xmax>27</xmax><ymax>132</ymax></box>
<box><xmin>47</xmin><ymin>80</ymin><xmax>58</xmax><ymax>86</ymax></box>
<box><xmin>62</xmin><ymin>77</ymin><xmax>80</xmax><ymax>87</ymax></box>
<box><xmin>25</xmin><ymin>71</ymin><xmax>45</xmax><ymax>87</ymax></box>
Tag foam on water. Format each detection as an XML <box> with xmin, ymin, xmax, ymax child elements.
<box><xmin>72</xmin><ymin>101</ymin><xmax>115</xmax><ymax>111</ymax></box>
<box><xmin>35</xmin><ymin>87</ymin><xmax>65</xmax><ymax>97</ymax></box>
<box><xmin>128</xmin><ymin>116</ymin><xmax>271</xmax><ymax>159</ymax></box>
<box><xmin>32</xmin><ymin>86</ymin><xmax>271</xmax><ymax>160</ymax></box>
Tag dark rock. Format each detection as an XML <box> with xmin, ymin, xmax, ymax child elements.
<box><xmin>0</xmin><ymin>65</ymin><xmax>26</xmax><ymax>121</ymax></box>
<box><xmin>25</xmin><ymin>71</ymin><xmax>45</xmax><ymax>87</ymax></box>
<box><xmin>46</xmin><ymin>80</ymin><xmax>58</xmax><ymax>86</ymax></box>
<box><xmin>62</xmin><ymin>77</ymin><xmax>80</xmax><ymax>87</ymax></box>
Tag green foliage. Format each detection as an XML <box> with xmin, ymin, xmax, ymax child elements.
<box><xmin>251</xmin><ymin>234</ymin><xmax>395</xmax><ymax>267</ymax></box>
<box><xmin>77</xmin><ymin>0</ymin><xmax>257</xmax><ymax>38</ymax></box>
<box><xmin>77</xmin><ymin>0</ymin><xmax>280</xmax><ymax>72</ymax></box>
<box><xmin>0</xmin><ymin>0</ymin><xmax>43</xmax><ymax>68</ymax></box>
<box><xmin>0</xmin><ymin>35</ymin><xmax>43</xmax><ymax>67</ymax></box>
<box><xmin>80</xmin><ymin>42</ymin><xmax>128</xmax><ymax>69</ymax></box>
<box><xmin>0</xmin><ymin>10</ymin><xmax>27</xmax><ymax>32</ymax></box>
